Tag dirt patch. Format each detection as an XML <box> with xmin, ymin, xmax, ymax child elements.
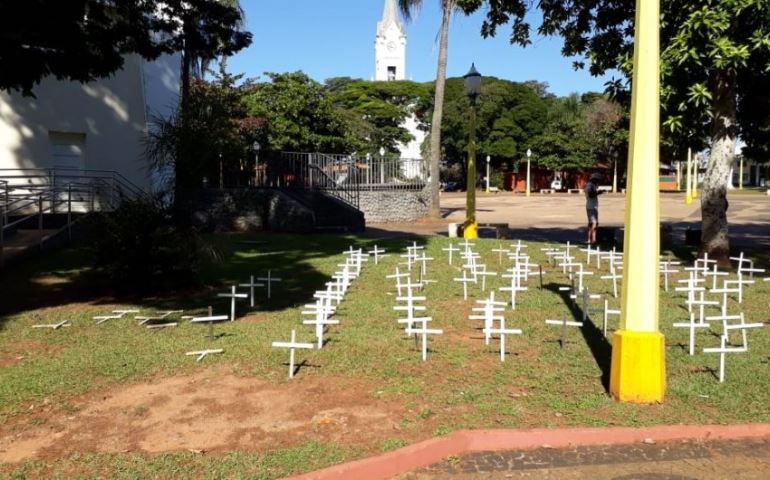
<box><xmin>0</xmin><ymin>367</ymin><xmax>405</xmax><ymax>463</ymax></box>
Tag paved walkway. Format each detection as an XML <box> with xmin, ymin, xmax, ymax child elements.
<box><xmin>396</xmin><ymin>438</ymin><xmax>770</xmax><ymax>480</ymax></box>
<box><xmin>368</xmin><ymin>192</ymin><xmax>770</xmax><ymax>248</ymax></box>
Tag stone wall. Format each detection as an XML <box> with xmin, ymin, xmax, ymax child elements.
<box><xmin>191</xmin><ymin>189</ymin><xmax>314</xmax><ymax>233</ymax></box>
<box><xmin>358</xmin><ymin>190</ymin><xmax>430</xmax><ymax>223</ymax></box>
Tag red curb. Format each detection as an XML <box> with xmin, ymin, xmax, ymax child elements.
<box><xmin>285</xmin><ymin>423</ymin><xmax>770</xmax><ymax>480</ymax></box>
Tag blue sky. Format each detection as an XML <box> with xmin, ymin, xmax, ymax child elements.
<box><xmin>228</xmin><ymin>0</ymin><xmax>619</xmax><ymax>96</ymax></box>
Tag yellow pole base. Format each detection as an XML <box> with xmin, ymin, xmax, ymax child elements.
<box><xmin>610</xmin><ymin>330</ymin><xmax>666</xmax><ymax>403</ymax></box>
<box><xmin>692</xmin><ymin>190</ymin><xmax>698</xmax><ymax>199</ymax></box>
<box><xmin>463</xmin><ymin>222</ymin><xmax>478</xmax><ymax>239</ymax></box>
<box><xmin>685</xmin><ymin>194</ymin><xmax>692</xmax><ymax>204</ymax></box>
<box><xmin>526</xmin><ymin>191</ymin><xmax>530</xmax><ymax>197</ymax></box>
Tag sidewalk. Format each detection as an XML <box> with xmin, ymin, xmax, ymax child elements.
<box><xmin>287</xmin><ymin>424</ymin><xmax>770</xmax><ymax>480</ymax></box>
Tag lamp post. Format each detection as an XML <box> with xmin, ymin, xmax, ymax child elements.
<box><xmin>739</xmin><ymin>156</ymin><xmax>744</xmax><ymax>190</ymax></box>
<box><xmin>526</xmin><ymin>149</ymin><xmax>532</xmax><ymax>197</ymax></box>
<box><xmin>685</xmin><ymin>148</ymin><xmax>692</xmax><ymax>204</ymax></box>
<box><xmin>463</xmin><ymin>63</ymin><xmax>481</xmax><ymax>239</ymax></box>
<box><xmin>252</xmin><ymin>141</ymin><xmax>261</xmax><ymax>186</ymax></box>
<box><xmin>485</xmin><ymin>155</ymin><xmax>491</xmax><ymax>193</ymax></box>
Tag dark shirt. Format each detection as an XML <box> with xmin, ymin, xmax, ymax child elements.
<box><xmin>585</xmin><ymin>181</ymin><xmax>599</xmax><ymax>209</ymax></box>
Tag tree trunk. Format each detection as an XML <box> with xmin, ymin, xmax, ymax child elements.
<box><xmin>701</xmin><ymin>70</ymin><xmax>737</xmax><ymax>264</ymax></box>
<box><xmin>427</xmin><ymin>2</ymin><xmax>453</xmax><ymax>219</ymax></box>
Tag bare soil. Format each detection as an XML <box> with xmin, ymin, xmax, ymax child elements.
<box><xmin>0</xmin><ymin>367</ymin><xmax>407</xmax><ymax>463</ymax></box>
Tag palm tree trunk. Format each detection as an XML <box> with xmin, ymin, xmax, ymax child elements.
<box><xmin>427</xmin><ymin>2</ymin><xmax>453</xmax><ymax>219</ymax></box>
<box><xmin>701</xmin><ymin>69</ymin><xmax>736</xmax><ymax>264</ymax></box>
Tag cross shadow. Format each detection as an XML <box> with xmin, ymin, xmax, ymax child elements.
<box><xmin>285</xmin><ymin>358</ymin><xmax>320</xmax><ymax>377</ymax></box>
<box><xmin>545</xmin><ymin>282</ymin><xmax>612</xmax><ymax>392</ymax></box>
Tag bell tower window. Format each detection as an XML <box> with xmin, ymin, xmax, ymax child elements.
<box><xmin>387</xmin><ymin>66</ymin><xmax>396</xmax><ymax>81</ymax></box>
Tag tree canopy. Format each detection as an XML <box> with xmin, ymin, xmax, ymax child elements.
<box><xmin>0</xmin><ymin>0</ymin><xmax>251</xmax><ymax>95</ymax></box>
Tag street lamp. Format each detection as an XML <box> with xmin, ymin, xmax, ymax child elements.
<box><xmin>252</xmin><ymin>141</ymin><xmax>261</xmax><ymax>186</ymax></box>
<box><xmin>526</xmin><ymin>149</ymin><xmax>532</xmax><ymax>197</ymax></box>
<box><xmin>463</xmin><ymin>63</ymin><xmax>481</xmax><ymax>239</ymax></box>
<box><xmin>485</xmin><ymin>155</ymin><xmax>491</xmax><ymax>193</ymax></box>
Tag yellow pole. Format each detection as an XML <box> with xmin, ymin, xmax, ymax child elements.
<box><xmin>609</xmin><ymin>0</ymin><xmax>666</xmax><ymax>403</ymax></box>
<box><xmin>464</xmin><ymin>99</ymin><xmax>478</xmax><ymax>239</ymax></box>
<box><xmin>692</xmin><ymin>150</ymin><xmax>698</xmax><ymax>199</ymax></box>
<box><xmin>526</xmin><ymin>153</ymin><xmax>531</xmax><ymax>197</ymax></box>
<box><xmin>685</xmin><ymin>148</ymin><xmax>692</xmax><ymax>204</ymax></box>
<box><xmin>739</xmin><ymin>157</ymin><xmax>744</xmax><ymax>190</ymax></box>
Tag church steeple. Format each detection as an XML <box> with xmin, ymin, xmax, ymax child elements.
<box><xmin>375</xmin><ymin>0</ymin><xmax>406</xmax><ymax>81</ymax></box>
<box><xmin>378</xmin><ymin>0</ymin><xmax>404</xmax><ymax>36</ymax></box>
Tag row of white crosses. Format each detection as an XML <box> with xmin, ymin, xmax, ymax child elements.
<box><xmin>390</xmin><ymin>242</ymin><xmax>443</xmax><ymax>361</ymax></box>
<box><xmin>672</xmin><ymin>252</ymin><xmax>767</xmax><ymax>383</ymax></box>
<box><xmin>470</xmin><ymin>291</ymin><xmax>522</xmax><ymax>361</ymax></box>
<box><xmin>271</xmin><ymin>246</ymin><xmax>373</xmax><ymax>378</ymax></box>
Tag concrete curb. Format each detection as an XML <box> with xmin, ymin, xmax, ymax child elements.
<box><xmin>286</xmin><ymin>423</ymin><xmax>770</xmax><ymax>480</ymax></box>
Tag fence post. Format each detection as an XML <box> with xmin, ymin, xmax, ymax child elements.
<box><xmin>0</xmin><ymin>205</ymin><xmax>4</xmax><ymax>267</ymax></box>
<box><xmin>67</xmin><ymin>184</ymin><xmax>72</xmax><ymax>242</ymax></box>
<box><xmin>38</xmin><ymin>192</ymin><xmax>44</xmax><ymax>231</ymax></box>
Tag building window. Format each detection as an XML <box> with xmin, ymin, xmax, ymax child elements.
<box><xmin>387</xmin><ymin>66</ymin><xmax>396</xmax><ymax>81</ymax></box>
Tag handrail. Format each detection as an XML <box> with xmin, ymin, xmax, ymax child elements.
<box><xmin>307</xmin><ymin>163</ymin><xmax>359</xmax><ymax>208</ymax></box>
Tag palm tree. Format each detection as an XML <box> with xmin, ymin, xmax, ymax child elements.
<box><xmin>398</xmin><ymin>0</ymin><xmax>455</xmax><ymax>219</ymax></box>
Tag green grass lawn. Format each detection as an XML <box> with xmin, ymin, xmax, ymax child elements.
<box><xmin>1</xmin><ymin>233</ymin><xmax>769</xmax><ymax>479</ymax></box>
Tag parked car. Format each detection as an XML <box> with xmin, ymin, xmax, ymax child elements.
<box><xmin>441</xmin><ymin>181</ymin><xmax>464</xmax><ymax>192</ymax></box>
<box><xmin>550</xmin><ymin>178</ymin><xmax>563</xmax><ymax>190</ymax></box>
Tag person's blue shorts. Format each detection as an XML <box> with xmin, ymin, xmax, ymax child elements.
<box><xmin>587</xmin><ymin>207</ymin><xmax>598</xmax><ymax>224</ymax></box>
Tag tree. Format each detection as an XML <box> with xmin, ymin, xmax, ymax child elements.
<box><xmin>436</xmin><ymin>76</ymin><xmax>548</xmax><ymax>169</ymax></box>
<box><xmin>243</xmin><ymin>72</ymin><xmax>352</xmax><ymax>153</ymax></box>
<box><xmin>471</xmin><ymin>0</ymin><xmax>770</xmax><ymax>261</ymax></box>
<box><xmin>398</xmin><ymin>0</ymin><xmax>455</xmax><ymax>218</ymax></box>
<box><xmin>0</xmin><ymin>0</ymin><xmax>251</xmax><ymax>97</ymax></box>
<box><xmin>328</xmin><ymin>79</ymin><xmax>429</xmax><ymax>155</ymax></box>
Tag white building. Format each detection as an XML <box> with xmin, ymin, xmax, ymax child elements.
<box><xmin>375</xmin><ymin>0</ymin><xmax>426</xmax><ymax>171</ymax></box>
<box><xmin>0</xmin><ymin>54</ymin><xmax>180</xmax><ymax>193</ymax></box>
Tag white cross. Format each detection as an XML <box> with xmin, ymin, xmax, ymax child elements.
<box><xmin>603</xmin><ymin>299</ymin><xmax>621</xmax><ymax>338</ymax></box>
<box><xmin>185</xmin><ymin>349</ymin><xmax>224</xmax><ymax>362</ymax></box>
<box><xmin>112</xmin><ymin>309</ymin><xmax>140</xmax><ymax>315</ymax></box>
<box><xmin>659</xmin><ymin>260</ymin><xmax>679</xmax><ymax>292</ymax></box>
<box><xmin>394</xmin><ymin>292</ymin><xmax>427</xmax><ymax>332</ymax></box>
<box><xmin>673</xmin><ymin>313</ymin><xmax>710</xmax><ymax>356</ymax></box>
<box><xmin>500</xmin><ymin>267</ymin><xmax>528</xmax><ymax>309</ymax></box>
<box><xmin>693</xmin><ymin>253</ymin><xmax>718</xmax><ymax>276</ymax></box>
<box><xmin>459</xmin><ymin>239</ymin><xmax>475</xmax><ymax>251</ymax></box>
<box><xmin>93</xmin><ymin>312</ymin><xmax>127</xmax><ymax>325</ymax></box>
<box><xmin>256</xmin><ymin>270</ymin><xmax>282</xmax><ymax>299</ymax></box>
<box><xmin>135</xmin><ymin>310</ymin><xmax>180</xmax><ymax>326</ymax></box>
<box><xmin>545</xmin><ymin>317</ymin><xmax>583</xmax><ymax>348</ymax></box>
<box><xmin>729</xmin><ymin>252</ymin><xmax>754</xmax><ymax>276</ymax></box>
<box><xmin>601</xmin><ymin>266</ymin><xmax>622</xmax><ymax>299</ymax></box>
<box><xmin>271</xmin><ymin>330</ymin><xmax>315</xmax><ymax>378</ymax></box>
<box><xmin>703</xmin><ymin>335</ymin><xmax>747</xmax><ymax>383</ymax></box>
<box><xmin>569</xmin><ymin>288</ymin><xmax>601</xmax><ymax>323</ymax></box>
<box><xmin>509</xmin><ymin>240</ymin><xmax>528</xmax><ymax>251</ymax></box>
<box><xmin>442</xmin><ymin>244</ymin><xmax>460</xmax><ymax>265</ymax></box>
<box><xmin>405</xmin><ymin>325</ymin><xmax>443</xmax><ymax>361</ymax></box>
<box><xmin>32</xmin><ymin>320</ymin><xmax>71</xmax><ymax>330</ymax></box>
<box><xmin>415</xmin><ymin>253</ymin><xmax>434</xmax><ymax>276</ymax></box>
<box><xmin>191</xmin><ymin>311</ymin><xmax>230</xmax><ymax>340</ymax></box>
<box><xmin>454</xmin><ymin>269</ymin><xmax>477</xmax><ymax>300</ymax></box>
<box><xmin>239</xmin><ymin>275</ymin><xmax>265</xmax><ymax>308</ymax></box>
<box><xmin>711</xmin><ymin>286</ymin><xmax>740</xmax><ymax>317</ymax></box>
<box><xmin>572</xmin><ymin>264</ymin><xmax>594</xmax><ymax>293</ymax></box>
<box><xmin>302</xmin><ymin>312</ymin><xmax>339</xmax><ymax>349</ymax></box>
<box><xmin>724</xmin><ymin>273</ymin><xmax>754</xmax><ymax>304</ymax></box>
<box><xmin>386</xmin><ymin>267</ymin><xmax>410</xmax><ymax>296</ymax></box>
<box><xmin>484</xmin><ymin>320</ymin><xmax>523</xmax><ymax>362</ymax></box>
<box><xmin>686</xmin><ymin>290</ymin><xmax>720</xmax><ymax>324</ymax></box>
<box><xmin>707</xmin><ymin>312</ymin><xmax>763</xmax><ymax>349</ymax></box>
<box><xmin>703</xmin><ymin>265</ymin><xmax>729</xmax><ymax>291</ymax></box>
<box><xmin>491</xmin><ymin>245</ymin><xmax>510</xmax><ymax>265</ymax></box>
<box><xmin>580</xmin><ymin>244</ymin><xmax>600</xmax><ymax>266</ymax></box>
<box><xmin>472</xmin><ymin>264</ymin><xmax>497</xmax><ymax>291</ymax></box>
<box><xmin>367</xmin><ymin>245</ymin><xmax>388</xmax><ymax>264</ymax></box>
<box><xmin>675</xmin><ymin>273</ymin><xmax>706</xmax><ymax>313</ymax></box>
<box><xmin>315</xmin><ymin>287</ymin><xmax>344</xmax><ymax>306</ymax></box>
<box><xmin>218</xmin><ymin>285</ymin><xmax>248</xmax><ymax>321</ymax></box>
<box><xmin>470</xmin><ymin>291</ymin><xmax>507</xmax><ymax>344</ymax></box>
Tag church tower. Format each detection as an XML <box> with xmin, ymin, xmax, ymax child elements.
<box><xmin>375</xmin><ymin>0</ymin><xmax>406</xmax><ymax>81</ymax></box>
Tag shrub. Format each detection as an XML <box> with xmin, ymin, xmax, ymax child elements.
<box><xmin>86</xmin><ymin>199</ymin><xmax>204</xmax><ymax>292</ymax></box>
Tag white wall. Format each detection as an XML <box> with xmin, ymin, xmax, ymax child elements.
<box><xmin>0</xmin><ymin>54</ymin><xmax>179</xmax><ymax>192</ymax></box>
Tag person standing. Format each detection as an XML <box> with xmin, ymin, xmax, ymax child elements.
<box><xmin>585</xmin><ymin>173</ymin><xmax>605</xmax><ymax>244</ymax></box>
